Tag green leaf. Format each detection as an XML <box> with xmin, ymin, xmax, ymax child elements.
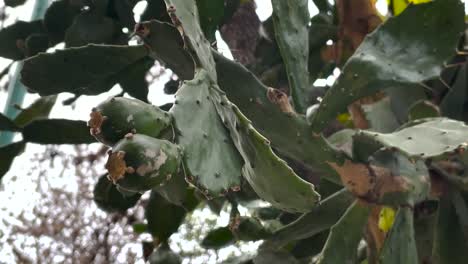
<box><xmin>22</xmin><ymin>119</ymin><xmax>95</xmax><ymax>144</ymax></box>
<box><xmin>353</xmin><ymin>118</ymin><xmax>468</xmax><ymax>161</ymax></box>
<box><xmin>133</xmin><ymin>223</ymin><xmax>148</xmax><ymax>234</ymax></box>
<box><xmin>213</xmin><ymin>92</ymin><xmax>320</xmax><ymax>213</ymax></box>
<box><xmin>93</xmin><ymin>175</ymin><xmax>142</xmax><ymax>213</ymax></box>
<box><xmin>13</xmin><ymin>95</ymin><xmax>57</xmax><ymax>127</ymax></box>
<box><xmin>271</xmin><ymin>0</ymin><xmax>310</xmax><ymax>112</ymax></box>
<box><xmin>310</xmin><ymin>0</ymin><xmax>465</xmax><ymax>132</ymax></box>
<box><xmin>145</xmin><ymin>191</ymin><xmax>186</xmax><ymax>243</ymax></box>
<box><xmin>0</xmin><ymin>20</ymin><xmax>46</xmax><ymax>60</ymax></box>
<box><xmin>134</xmin><ymin>20</ymin><xmax>195</xmax><ymax>80</ymax></box>
<box><xmin>201</xmin><ymin>227</ymin><xmax>235</xmax><ymax>249</ymax></box>
<box><xmin>21</xmin><ymin>44</ymin><xmax>149</xmax><ymax>96</ymax></box>
<box><xmin>196</xmin><ymin>0</ymin><xmax>224</xmax><ymax>42</ymax></box>
<box><xmin>380</xmin><ymin>207</ymin><xmax>418</xmax><ymax>264</ymax></box>
<box><xmin>0</xmin><ymin>141</ymin><xmax>25</xmax><ymax>180</ymax></box>
<box><xmin>214</xmin><ymin>52</ymin><xmax>342</xmax><ymax>184</ymax></box>
<box><xmin>171</xmin><ymin>70</ymin><xmax>243</xmax><ymax>196</ymax></box>
<box><xmin>163</xmin><ymin>0</ymin><xmax>217</xmax><ymax>80</ymax></box>
<box><xmin>0</xmin><ymin>114</ymin><xmax>21</xmax><ymax>132</ymax></box>
<box><xmin>317</xmin><ymin>201</ymin><xmax>370</xmax><ymax>264</ymax></box>
<box><xmin>270</xmin><ymin>189</ymin><xmax>353</xmax><ymax>246</ymax></box>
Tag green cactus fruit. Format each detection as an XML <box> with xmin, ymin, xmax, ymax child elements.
<box><xmin>88</xmin><ymin>97</ymin><xmax>171</xmax><ymax>146</ymax></box>
<box><xmin>93</xmin><ymin>174</ymin><xmax>141</xmax><ymax>213</ymax></box>
<box><xmin>105</xmin><ymin>134</ymin><xmax>181</xmax><ymax>192</ymax></box>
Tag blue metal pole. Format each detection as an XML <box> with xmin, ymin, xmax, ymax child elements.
<box><xmin>0</xmin><ymin>0</ymin><xmax>50</xmax><ymax>146</ymax></box>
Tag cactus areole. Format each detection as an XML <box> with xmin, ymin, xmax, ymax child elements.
<box><xmin>105</xmin><ymin>134</ymin><xmax>181</xmax><ymax>192</ymax></box>
<box><xmin>88</xmin><ymin>97</ymin><xmax>172</xmax><ymax>146</ymax></box>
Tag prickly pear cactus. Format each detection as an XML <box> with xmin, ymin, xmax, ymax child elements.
<box><xmin>89</xmin><ymin>97</ymin><xmax>172</xmax><ymax>146</ymax></box>
<box><xmin>105</xmin><ymin>134</ymin><xmax>182</xmax><ymax>192</ymax></box>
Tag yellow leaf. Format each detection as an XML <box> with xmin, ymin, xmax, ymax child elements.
<box><xmin>378</xmin><ymin>206</ymin><xmax>396</xmax><ymax>232</ymax></box>
<box><xmin>387</xmin><ymin>0</ymin><xmax>432</xmax><ymax>15</ymax></box>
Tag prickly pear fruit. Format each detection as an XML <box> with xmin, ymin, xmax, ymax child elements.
<box><xmin>105</xmin><ymin>134</ymin><xmax>181</xmax><ymax>192</ymax></box>
<box><xmin>89</xmin><ymin>97</ymin><xmax>171</xmax><ymax>146</ymax></box>
<box><xmin>93</xmin><ymin>174</ymin><xmax>141</xmax><ymax>213</ymax></box>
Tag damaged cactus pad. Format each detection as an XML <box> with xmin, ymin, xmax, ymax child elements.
<box><xmin>89</xmin><ymin>97</ymin><xmax>171</xmax><ymax>146</ymax></box>
<box><xmin>105</xmin><ymin>134</ymin><xmax>182</xmax><ymax>192</ymax></box>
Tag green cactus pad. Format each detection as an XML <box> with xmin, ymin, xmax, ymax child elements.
<box><xmin>145</xmin><ymin>191</ymin><xmax>186</xmax><ymax>243</ymax></box>
<box><xmin>22</xmin><ymin>119</ymin><xmax>95</xmax><ymax>144</ymax></box>
<box><xmin>0</xmin><ymin>141</ymin><xmax>26</xmax><ymax>180</ymax></box>
<box><xmin>354</xmin><ymin>118</ymin><xmax>468</xmax><ymax>161</ymax></box>
<box><xmin>133</xmin><ymin>20</ymin><xmax>195</xmax><ymax>80</ymax></box>
<box><xmin>214</xmin><ymin>52</ymin><xmax>343</xmax><ymax>184</ymax></box>
<box><xmin>271</xmin><ymin>189</ymin><xmax>354</xmax><ymax>246</ymax></box>
<box><xmin>310</xmin><ymin>0</ymin><xmax>464</xmax><ymax>132</ymax></box>
<box><xmin>13</xmin><ymin>95</ymin><xmax>57</xmax><ymax>128</ymax></box>
<box><xmin>196</xmin><ymin>0</ymin><xmax>224</xmax><ymax>42</ymax></box>
<box><xmin>317</xmin><ymin>201</ymin><xmax>370</xmax><ymax>264</ymax></box>
<box><xmin>271</xmin><ymin>0</ymin><xmax>310</xmax><ymax>112</ymax></box>
<box><xmin>407</xmin><ymin>100</ymin><xmax>440</xmax><ymax>121</ymax></box>
<box><xmin>163</xmin><ymin>0</ymin><xmax>217</xmax><ymax>81</ymax></box>
<box><xmin>148</xmin><ymin>244</ymin><xmax>182</xmax><ymax>264</ymax></box>
<box><xmin>379</xmin><ymin>207</ymin><xmax>418</xmax><ymax>264</ymax></box>
<box><xmin>234</xmin><ymin>217</ymin><xmax>272</xmax><ymax>241</ymax></box>
<box><xmin>89</xmin><ymin>97</ymin><xmax>171</xmax><ymax>146</ymax></box>
<box><xmin>93</xmin><ymin>174</ymin><xmax>141</xmax><ymax>213</ymax></box>
<box><xmin>432</xmin><ymin>196</ymin><xmax>468</xmax><ymax>263</ymax></box>
<box><xmin>0</xmin><ymin>20</ymin><xmax>46</xmax><ymax>60</ymax></box>
<box><xmin>361</xmin><ymin>98</ymin><xmax>400</xmax><ymax>133</ymax></box>
<box><xmin>370</xmin><ymin>150</ymin><xmax>430</xmax><ymax>206</ymax></box>
<box><xmin>154</xmin><ymin>170</ymin><xmax>199</xmax><ymax>210</ymax></box>
<box><xmin>21</xmin><ymin>44</ymin><xmax>149</xmax><ymax>96</ymax></box>
<box><xmin>212</xmin><ymin>91</ymin><xmax>320</xmax><ymax>213</ymax></box>
<box><xmin>201</xmin><ymin>227</ymin><xmax>235</xmax><ymax>249</ymax></box>
<box><xmin>105</xmin><ymin>134</ymin><xmax>181</xmax><ymax>192</ymax></box>
<box><xmin>64</xmin><ymin>11</ymin><xmax>117</xmax><ymax>47</ymax></box>
<box><xmin>171</xmin><ymin>70</ymin><xmax>243</xmax><ymax>197</ymax></box>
